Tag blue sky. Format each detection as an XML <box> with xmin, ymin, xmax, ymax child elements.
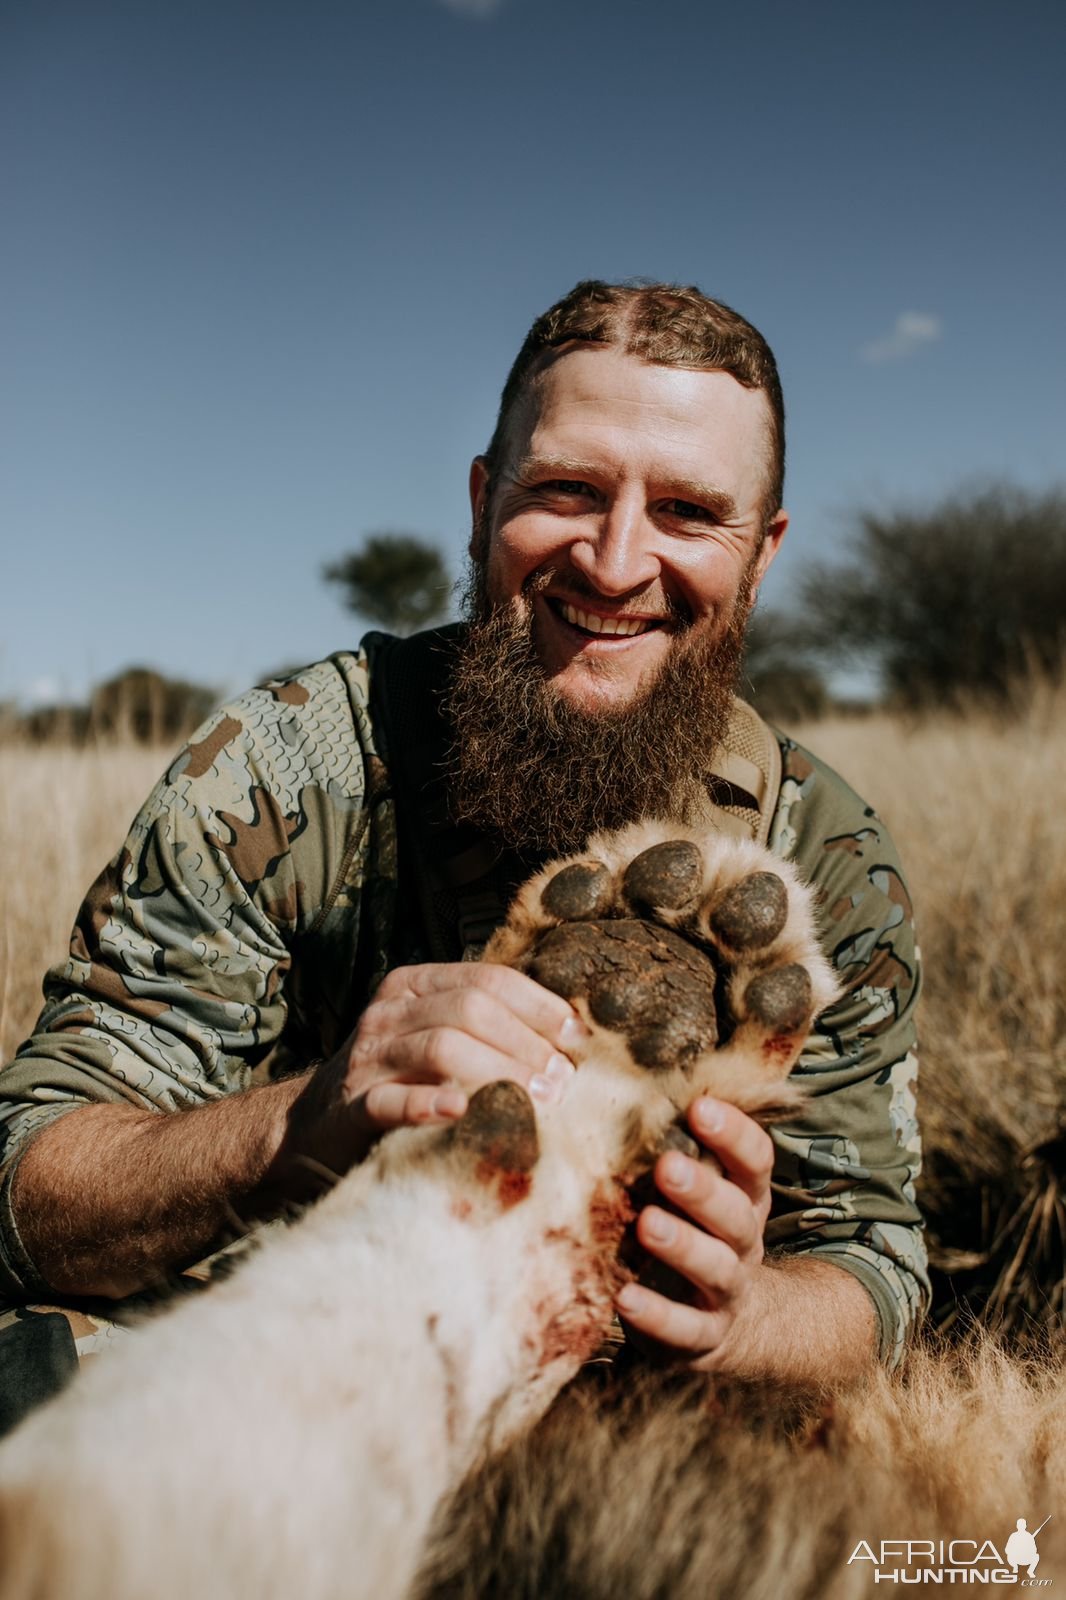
<box><xmin>2</xmin><ymin>0</ymin><xmax>1064</xmax><ymax>706</ymax></box>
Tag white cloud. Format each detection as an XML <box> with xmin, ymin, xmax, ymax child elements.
<box><xmin>24</xmin><ymin>675</ymin><xmax>64</xmax><ymax>707</ymax></box>
<box><xmin>860</xmin><ymin>311</ymin><xmax>943</xmax><ymax>364</ymax></box>
<box><xmin>433</xmin><ymin>0</ymin><xmax>505</xmax><ymax>17</ymax></box>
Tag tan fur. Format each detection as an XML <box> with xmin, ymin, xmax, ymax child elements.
<box><xmin>418</xmin><ymin>1336</ymin><xmax>1066</xmax><ymax>1599</ymax></box>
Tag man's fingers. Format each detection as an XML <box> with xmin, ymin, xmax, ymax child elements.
<box><xmin>616</xmin><ymin>1278</ymin><xmax>730</xmax><ymax>1355</ymax></box>
<box><xmin>362</xmin><ymin>987</ymin><xmax>577</xmax><ymax>1084</ymax></box>
<box><xmin>373</xmin><ymin>963</ymin><xmax>588</xmax><ymax>1054</ymax></box>
<box><xmin>337</xmin><ymin>959</ymin><xmax>587</xmax><ymax>1133</ymax></box>
<box><xmin>385</xmin><ymin>1028</ymin><xmax>572</xmax><ymax>1103</ymax></box>
<box><xmin>653</xmin><ymin>1152</ymin><xmax>761</xmax><ymax>1261</ymax></box>
<box><xmin>688</xmin><ymin>1097</ymin><xmax>775</xmax><ymax>1205</ymax></box>
<box><xmin>361</xmin><ymin>1081</ymin><xmax>469</xmax><ymax>1131</ymax></box>
<box><xmin>637</xmin><ymin>1204</ymin><xmax>742</xmax><ymax>1301</ymax></box>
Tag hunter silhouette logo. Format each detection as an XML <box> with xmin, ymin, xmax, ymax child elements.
<box><xmin>1006</xmin><ymin>1519</ymin><xmax>1051</xmax><ymax>1582</ymax></box>
<box><xmin>848</xmin><ymin>1516</ymin><xmax>1054</xmax><ymax>1584</ymax></box>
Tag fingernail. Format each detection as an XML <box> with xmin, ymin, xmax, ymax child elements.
<box><xmin>694</xmin><ymin>1097</ymin><xmax>724</xmax><ymax>1136</ymax></box>
<box><xmin>644</xmin><ymin>1210</ymin><xmax>675</xmax><ymax>1245</ymax></box>
<box><xmin>545</xmin><ymin>1053</ymin><xmax>575</xmax><ymax>1090</ymax></box>
<box><xmin>663</xmin><ymin>1153</ymin><xmax>691</xmax><ymax>1191</ymax></box>
<box><xmin>560</xmin><ymin>1014</ymin><xmax>590</xmax><ymax>1047</ymax></box>
<box><xmin>617</xmin><ymin>1284</ymin><xmax>645</xmax><ymax>1316</ymax></box>
<box><xmin>432</xmin><ymin>1089</ymin><xmax>467</xmax><ymax>1119</ymax></box>
<box><xmin>529</xmin><ymin>1074</ymin><xmax>558</xmax><ymax>1104</ymax></box>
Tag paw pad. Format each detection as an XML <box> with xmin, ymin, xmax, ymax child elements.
<box><xmin>709</xmin><ymin>871</ymin><xmax>788</xmax><ymax>951</ymax></box>
<box><xmin>487</xmin><ymin>820</ymin><xmax>840</xmax><ymax>1104</ymax></box>
<box><xmin>744</xmin><ymin>964</ymin><xmax>813</xmax><ymax>1034</ymax></box>
<box><xmin>529</xmin><ymin>919</ymin><xmax>719</xmax><ymax>1071</ymax></box>
<box><xmin>539</xmin><ymin>862</ymin><xmax>614</xmax><ymax>921</ymax></box>
<box><xmin>622</xmin><ymin>840</ymin><xmax>703</xmax><ymax>911</ymax></box>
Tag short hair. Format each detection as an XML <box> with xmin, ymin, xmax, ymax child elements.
<box><xmin>484</xmin><ymin>279</ymin><xmax>785</xmax><ymax>524</ymax></box>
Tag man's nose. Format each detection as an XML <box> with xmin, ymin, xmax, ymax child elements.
<box><xmin>567</xmin><ymin>497</ymin><xmax>660</xmax><ymax>596</ymax></box>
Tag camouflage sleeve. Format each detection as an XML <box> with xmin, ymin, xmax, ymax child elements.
<box><xmin>764</xmin><ymin>736</ymin><xmax>928</xmax><ymax>1369</ymax></box>
<box><xmin>0</xmin><ymin>655</ymin><xmax>378</xmax><ymax>1300</ymax></box>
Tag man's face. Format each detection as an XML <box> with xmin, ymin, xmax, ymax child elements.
<box><xmin>469</xmin><ymin>345</ymin><xmax>787</xmax><ymax>717</ymax></box>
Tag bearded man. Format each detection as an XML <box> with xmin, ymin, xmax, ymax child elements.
<box><xmin>0</xmin><ymin>281</ymin><xmax>927</xmax><ymax>1398</ymax></box>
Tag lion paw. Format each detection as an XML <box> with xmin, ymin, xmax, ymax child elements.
<box><xmin>485</xmin><ymin>821</ymin><xmax>840</xmax><ymax>1113</ymax></box>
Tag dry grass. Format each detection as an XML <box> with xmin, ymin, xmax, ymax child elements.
<box><xmin>0</xmin><ymin>745</ymin><xmax>165</xmax><ymax>1064</ymax></box>
<box><xmin>796</xmin><ymin>681</ymin><xmax>1066</xmax><ymax>1338</ymax></box>
<box><xmin>1</xmin><ymin>687</ymin><xmax>1065</xmax><ymax>1334</ymax></box>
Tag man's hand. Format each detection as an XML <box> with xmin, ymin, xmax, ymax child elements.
<box><xmin>616</xmin><ymin>1096</ymin><xmax>880</xmax><ymax>1383</ymax></box>
<box><xmin>13</xmin><ymin>964</ymin><xmax>588</xmax><ymax>1299</ymax></box>
<box><xmin>283</xmin><ymin>962</ymin><xmax>588</xmax><ymax>1180</ymax></box>
<box><xmin>617</xmin><ymin>1096</ymin><xmax>771</xmax><ymax>1361</ymax></box>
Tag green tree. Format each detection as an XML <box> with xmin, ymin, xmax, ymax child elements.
<box><xmin>741</xmin><ymin>609</ymin><xmax>829</xmax><ymax>725</ymax></box>
<box><xmin>323</xmin><ymin>533</ymin><xmax>452</xmax><ymax>636</ymax></box>
<box><xmin>800</xmin><ymin>485</ymin><xmax>1066</xmax><ymax>708</ymax></box>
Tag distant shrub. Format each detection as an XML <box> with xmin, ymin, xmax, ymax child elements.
<box><xmin>801</xmin><ymin>484</ymin><xmax>1066</xmax><ymax>708</ymax></box>
<box><xmin>88</xmin><ymin>668</ymin><xmax>219</xmax><ymax>744</ymax></box>
<box><xmin>741</xmin><ymin>609</ymin><xmax>829</xmax><ymax>725</ymax></box>
<box><xmin>324</xmin><ymin>533</ymin><xmax>452</xmax><ymax>636</ymax></box>
<box><xmin>10</xmin><ymin>670</ymin><xmax>219</xmax><ymax>747</ymax></box>
<box><xmin>17</xmin><ymin>704</ymin><xmax>92</xmax><ymax>745</ymax></box>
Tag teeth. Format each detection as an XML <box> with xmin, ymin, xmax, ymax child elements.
<box><xmin>559</xmin><ymin>602</ymin><xmax>649</xmax><ymax>637</ymax></box>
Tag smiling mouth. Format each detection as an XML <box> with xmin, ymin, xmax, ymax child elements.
<box><xmin>549</xmin><ymin>599</ymin><xmax>667</xmax><ymax>639</ymax></box>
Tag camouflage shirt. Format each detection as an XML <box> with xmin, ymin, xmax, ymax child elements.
<box><xmin>0</xmin><ymin>634</ymin><xmax>928</xmax><ymax>1365</ymax></box>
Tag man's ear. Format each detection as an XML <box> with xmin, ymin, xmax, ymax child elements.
<box><xmin>469</xmin><ymin>457</ymin><xmax>491</xmax><ymax>560</ymax></box>
<box><xmin>750</xmin><ymin>509</ymin><xmax>788</xmax><ymax>602</ymax></box>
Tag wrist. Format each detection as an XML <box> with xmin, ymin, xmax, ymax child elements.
<box><xmin>690</xmin><ymin>1258</ymin><xmax>773</xmax><ymax>1377</ymax></box>
<box><xmin>693</xmin><ymin>1256</ymin><xmax>880</xmax><ymax>1383</ymax></box>
<box><xmin>266</xmin><ymin>1060</ymin><xmax>376</xmax><ymax>1202</ymax></box>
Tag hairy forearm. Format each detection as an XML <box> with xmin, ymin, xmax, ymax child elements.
<box><xmin>7</xmin><ymin>959</ymin><xmax>577</xmax><ymax>1303</ymax></box>
<box><xmin>699</xmin><ymin>1255</ymin><xmax>880</xmax><ymax>1386</ymax></box>
<box><xmin>10</xmin><ymin>1077</ymin><xmax>317</xmax><ymax>1300</ymax></box>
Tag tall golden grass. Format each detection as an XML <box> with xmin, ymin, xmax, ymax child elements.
<box><xmin>0</xmin><ymin>745</ymin><xmax>164</xmax><ymax>1064</ymax></box>
<box><xmin>1</xmin><ymin>686</ymin><xmax>1064</xmax><ymax>1333</ymax></box>
<box><xmin>796</xmin><ymin>682</ymin><xmax>1066</xmax><ymax>1338</ymax></box>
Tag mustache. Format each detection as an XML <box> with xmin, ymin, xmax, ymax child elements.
<box><xmin>520</xmin><ymin>566</ymin><xmax>692</xmax><ymax>629</ymax></box>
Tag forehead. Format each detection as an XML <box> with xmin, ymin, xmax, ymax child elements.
<box><xmin>505</xmin><ymin>346</ymin><xmax>773</xmax><ymax>511</ymax></box>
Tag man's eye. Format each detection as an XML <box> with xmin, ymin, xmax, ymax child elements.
<box><xmin>664</xmin><ymin>499</ymin><xmax>714</xmax><ymax>521</ymax></box>
<box><xmin>543</xmin><ymin>479</ymin><xmax>593</xmax><ymax>497</ymax></box>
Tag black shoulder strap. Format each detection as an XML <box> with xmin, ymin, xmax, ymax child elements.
<box><xmin>366</xmin><ymin>626</ymin><xmax>505</xmax><ymax>963</ymax></box>
<box><xmin>367</xmin><ymin>625</ymin><xmax>782</xmax><ymax>961</ymax></box>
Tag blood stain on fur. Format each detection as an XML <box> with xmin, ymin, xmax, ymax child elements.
<box><xmin>762</xmin><ymin>1034</ymin><xmax>797</xmax><ymax>1063</ymax></box>
<box><xmin>588</xmin><ymin>1182</ymin><xmax>639</xmax><ymax>1300</ymax></box>
<box><xmin>537</xmin><ymin>1273</ymin><xmax>614</xmax><ymax>1368</ymax></box>
<box><xmin>473</xmin><ymin>1159</ymin><xmax>532</xmax><ymax>1208</ymax></box>
<box><xmin>589</xmin><ymin>1182</ymin><xmax>636</xmax><ymax>1249</ymax></box>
